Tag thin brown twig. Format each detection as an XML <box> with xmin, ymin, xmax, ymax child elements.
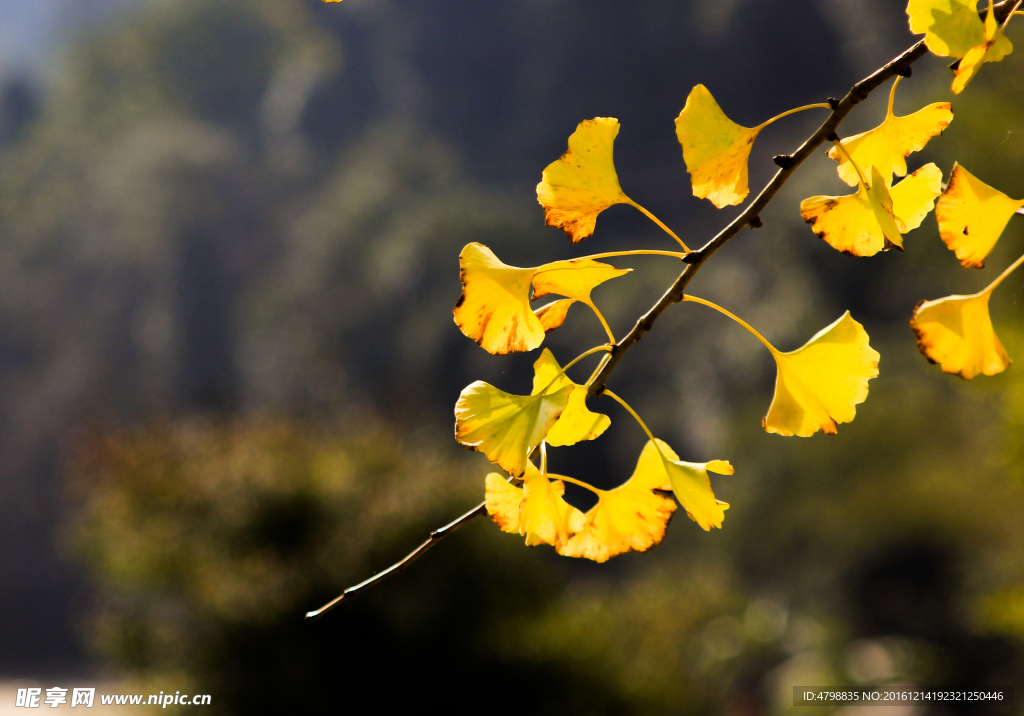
<box><xmin>305</xmin><ymin>501</ymin><xmax>487</xmax><ymax>620</ymax></box>
<box><xmin>307</xmin><ymin>1</ymin><xmax>1016</xmax><ymax>620</ymax></box>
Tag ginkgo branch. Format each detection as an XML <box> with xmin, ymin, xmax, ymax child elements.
<box><xmin>583</xmin><ymin>5</ymin><xmax>1024</xmax><ymax>397</ymax></box>
<box><xmin>305</xmin><ymin>500</ymin><xmax>488</xmax><ymax>620</ymax></box>
<box><xmin>308</xmin><ymin>0</ymin><xmax>1017</xmax><ymax>619</ymax></box>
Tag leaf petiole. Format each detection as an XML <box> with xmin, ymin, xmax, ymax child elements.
<box><xmin>538</xmin><ymin>345</ymin><xmax>613</xmax><ymax>396</ymax></box>
<box><xmin>984</xmin><ymin>251</ymin><xmax>1024</xmax><ymax>294</ymax></box>
<box><xmin>756</xmin><ymin>103</ymin><xmax>833</xmax><ymax>131</ymax></box>
<box><xmin>587</xmin><ymin>301</ymin><xmax>617</xmax><ymax>343</ymax></box>
<box><xmin>683</xmin><ymin>294</ymin><xmax>778</xmax><ymax>356</ymax></box>
<box><xmin>552</xmin><ymin>473</ymin><xmax>604</xmax><ymax>495</ymax></box>
<box><xmin>830</xmin><ymin>137</ymin><xmax>869</xmax><ymax>190</ymax></box>
<box><xmin>626</xmin><ymin>200</ymin><xmax>692</xmax><ymax>252</ymax></box>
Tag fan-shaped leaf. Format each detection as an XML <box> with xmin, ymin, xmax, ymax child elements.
<box><xmin>453</xmin><ymin>243</ymin><xmax>543</xmax><ymax>354</ymax></box>
<box><xmin>937</xmin><ymin>163</ymin><xmax>1024</xmax><ymax>268</ymax></box>
<box><xmin>454</xmin><ymin>243</ymin><xmax>630</xmax><ymax>354</ymax></box>
<box><xmin>826</xmin><ymin>83</ymin><xmax>951</xmax><ymax>187</ymax></box>
<box><xmin>764</xmin><ymin>312</ymin><xmax>880</xmax><ymax>437</ymax></box>
<box><xmin>911</xmin><ymin>290</ymin><xmax>1010</xmax><ymax>378</ymax></box>
<box><xmin>674</xmin><ymin>84</ymin><xmax>761</xmax><ymax>208</ymax></box>
<box><xmin>455</xmin><ymin>380</ymin><xmax>573</xmax><ymax>476</ymax></box>
<box><xmin>536</xmin><ymin>118</ymin><xmax>631</xmax><ymax>244</ymax></box>
<box><xmin>800</xmin><ymin>166</ymin><xmax>905</xmax><ymax>256</ymax></box>
<box><xmin>556</xmin><ymin>439</ymin><xmax>679</xmax><ymax>562</ymax></box>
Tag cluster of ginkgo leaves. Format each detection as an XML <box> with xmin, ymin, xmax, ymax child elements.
<box><xmin>445</xmin><ymin>0</ymin><xmax>1024</xmax><ymax>563</ymax></box>
<box><xmin>318</xmin><ymin>0</ymin><xmax>1022</xmax><ymax>567</ymax></box>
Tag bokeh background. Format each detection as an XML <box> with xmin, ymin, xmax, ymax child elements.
<box><xmin>1</xmin><ymin>0</ymin><xmax>1023</xmax><ymax>713</ymax></box>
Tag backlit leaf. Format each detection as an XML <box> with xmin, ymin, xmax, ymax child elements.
<box><xmin>936</xmin><ymin>163</ymin><xmax>1024</xmax><ymax>268</ymax></box>
<box><xmin>532</xmin><ymin>259</ymin><xmax>631</xmax><ymax>304</ymax></box>
<box><xmin>484</xmin><ymin>466</ymin><xmax>587</xmax><ymax>548</ymax></box>
<box><xmin>800</xmin><ymin>166</ymin><xmax>905</xmax><ymax>256</ymax></box>
<box><xmin>454</xmin><ymin>243</ymin><xmax>543</xmax><ymax>355</ymax></box>
<box><xmin>911</xmin><ymin>290</ymin><xmax>1010</xmax><ymax>378</ymax></box>
<box><xmin>557</xmin><ymin>439</ymin><xmax>679</xmax><ymax>562</ymax></box>
<box><xmin>536</xmin><ymin>117</ymin><xmax>631</xmax><ymax>244</ymax></box>
<box><xmin>520</xmin><ymin>462</ymin><xmax>587</xmax><ymax>547</ymax></box>
<box><xmin>826</xmin><ymin>79</ymin><xmax>951</xmax><ymax>187</ymax></box>
<box><xmin>889</xmin><ymin>163</ymin><xmax>944</xmax><ymax>231</ymax></box>
<box><xmin>908</xmin><ymin>0</ymin><xmax>986</xmax><ymax>57</ymax></box>
<box><xmin>533</xmin><ymin>299</ymin><xmax>576</xmax><ymax>334</ymax></box>
<box><xmin>454</xmin><ymin>243</ymin><xmax>629</xmax><ymax>354</ymax></box>
<box><xmin>764</xmin><ymin>311</ymin><xmax>880</xmax><ymax>437</ymax></box>
<box><xmin>531</xmin><ymin>349</ymin><xmax>610</xmax><ymax>447</ymax></box>
<box><xmin>485</xmin><ymin>473</ymin><xmax>525</xmax><ymax>534</ymax></box>
<box><xmin>455</xmin><ymin>380</ymin><xmax>573</xmax><ymax>476</ymax></box>
<box><xmin>950</xmin><ymin>1</ymin><xmax>1014</xmax><ymax>94</ymax></box>
<box><xmin>674</xmin><ymin>84</ymin><xmax>761</xmax><ymax>208</ymax></box>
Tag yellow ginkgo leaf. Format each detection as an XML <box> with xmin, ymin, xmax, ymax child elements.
<box><xmin>532</xmin><ymin>259</ymin><xmax>631</xmax><ymax>304</ymax></box>
<box><xmin>485</xmin><ymin>473</ymin><xmax>525</xmax><ymax>534</ymax></box>
<box><xmin>454</xmin><ymin>243</ymin><xmax>544</xmax><ymax>355</ymax></box>
<box><xmin>826</xmin><ymin>78</ymin><xmax>952</xmax><ymax>187</ymax></box>
<box><xmin>674</xmin><ymin>85</ymin><xmax>762</xmax><ymax>208</ymax></box>
<box><xmin>536</xmin><ymin>117</ymin><xmax>630</xmax><ymax>244</ymax></box>
<box><xmin>764</xmin><ymin>311</ymin><xmax>881</xmax><ymax>437</ymax></box>
<box><xmin>453</xmin><ymin>243</ymin><xmax>630</xmax><ymax>354</ymax></box>
<box><xmin>455</xmin><ymin>380</ymin><xmax>573</xmax><ymax>476</ymax></box>
<box><xmin>531</xmin><ymin>349</ymin><xmax>610</xmax><ymax>447</ymax></box>
<box><xmin>659</xmin><ymin>442</ymin><xmax>732</xmax><ymax>532</ymax></box>
<box><xmin>911</xmin><ymin>291</ymin><xmax>1010</xmax><ymax>378</ymax></box>
<box><xmin>889</xmin><ymin>163</ymin><xmax>944</xmax><ymax>231</ymax></box>
<box><xmin>800</xmin><ymin>165</ymin><xmax>905</xmax><ymax>256</ymax></box>
<box><xmin>908</xmin><ymin>0</ymin><xmax>987</xmax><ymax>57</ymax></box>
<box><xmin>520</xmin><ymin>462</ymin><xmax>587</xmax><ymax>547</ymax></box>
<box><xmin>557</xmin><ymin>439</ymin><xmax>679</xmax><ymax>562</ymax></box>
<box><xmin>533</xmin><ymin>299</ymin><xmax>576</xmax><ymax>334</ymax></box>
<box><xmin>950</xmin><ymin>0</ymin><xmax>1015</xmax><ymax>94</ymax></box>
<box><xmin>936</xmin><ymin>163</ymin><xmax>1024</xmax><ymax>268</ymax></box>
<box><xmin>484</xmin><ymin>466</ymin><xmax>587</xmax><ymax>548</ymax></box>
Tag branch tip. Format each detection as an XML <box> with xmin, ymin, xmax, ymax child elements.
<box><xmin>748</xmin><ymin>216</ymin><xmax>763</xmax><ymax>229</ymax></box>
<box><xmin>827</xmin><ymin>97</ymin><xmax>841</xmax><ymax>110</ymax></box>
<box><xmin>897</xmin><ymin>64</ymin><xmax>913</xmax><ymax>78</ymax></box>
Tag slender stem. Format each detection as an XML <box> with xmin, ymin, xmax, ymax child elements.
<box><xmin>985</xmin><ymin>251</ymin><xmax>1024</xmax><ymax>293</ymax></box>
<box><xmin>539</xmin><ymin>344</ymin><xmax>612</xmax><ymax>396</ymax></box>
<box><xmin>540</xmin><ymin>441</ymin><xmax>548</xmax><ymax>474</ymax></box>
<box><xmin>601</xmin><ymin>389</ymin><xmax>657</xmax><ymax>443</ymax></box>
<box><xmin>587</xmin><ymin>303</ymin><xmax>616</xmax><ymax>344</ymax></box>
<box><xmin>585</xmin><ymin>352</ymin><xmax>612</xmax><ymax>387</ymax></box>
<box><xmin>305</xmin><ymin>500</ymin><xmax>488</xmax><ymax>620</ymax></box>
<box><xmin>683</xmin><ymin>295</ymin><xmax>778</xmax><ymax>356</ymax></box>
<box><xmin>561</xmin><ymin>344</ymin><xmax>613</xmax><ymax>373</ymax></box>
<box><xmin>831</xmin><ymin>137</ymin><xmax>868</xmax><ymax>189</ymax></box>
<box><xmin>553</xmin><ymin>473</ymin><xmax>604</xmax><ymax>495</ymax></box>
<box><xmin>573</xmin><ymin>250</ymin><xmax>689</xmax><ymax>261</ymax></box>
<box><xmin>1002</xmin><ymin>0</ymin><xmax>1023</xmax><ymax>26</ymax></box>
<box><xmin>627</xmin><ymin>200</ymin><xmax>692</xmax><ymax>252</ymax></box>
<box><xmin>756</xmin><ymin>103</ymin><xmax>833</xmax><ymax>130</ymax></box>
<box><xmin>887</xmin><ymin>76</ymin><xmax>900</xmax><ymax>116</ymax></box>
